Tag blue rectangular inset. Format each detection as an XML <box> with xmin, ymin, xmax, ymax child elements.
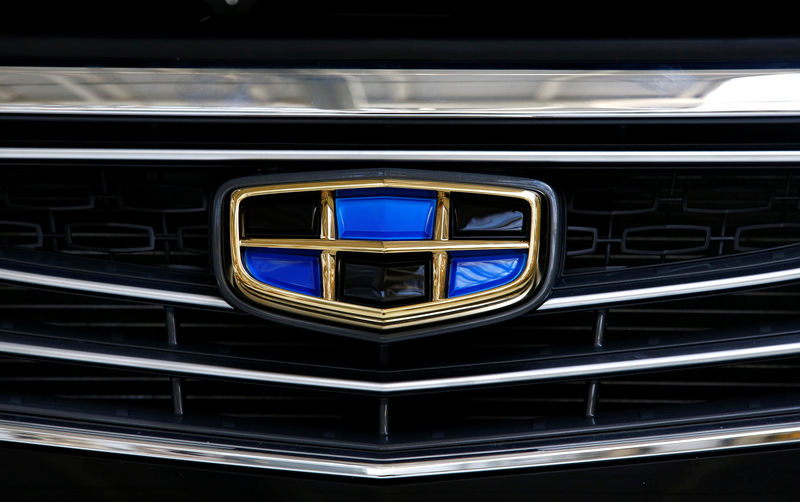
<box><xmin>448</xmin><ymin>250</ymin><xmax>527</xmax><ymax>297</ymax></box>
<box><xmin>335</xmin><ymin>189</ymin><xmax>436</xmax><ymax>241</ymax></box>
<box><xmin>243</xmin><ymin>248</ymin><xmax>321</xmax><ymax>297</ymax></box>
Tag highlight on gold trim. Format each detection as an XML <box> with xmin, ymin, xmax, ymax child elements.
<box><xmin>239</xmin><ymin>239</ymin><xmax>529</xmax><ymax>252</ymax></box>
<box><xmin>228</xmin><ymin>179</ymin><xmax>542</xmax><ymax>330</ymax></box>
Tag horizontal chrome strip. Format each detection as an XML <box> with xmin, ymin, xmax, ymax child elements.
<box><xmin>3</xmin><ymin>335</ymin><xmax>800</xmax><ymax>393</ymax></box>
<box><xmin>4</xmin><ymin>252</ymin><xmax>800</xmax><ymax>317</ymax></box>
<box><xmin>4</xmin><ymin>67</ymin><xmax>800</xmax><ymax>118</ymax></box>
<box><xmin>5</xmin><ymin>148</ymin><xmax>800</xmax><ymax>163</ymax></box>
<box><xmin>0</xmin><ymin>268</ymin><xmax>232</xmax><ymax>310</ymax></box>
<box><xmin>540</xmin><ymin>266</ymin><xmax>800</xmax><ymax>310</ymax></box>
<box><xmin>2</xmin><ymin>418</ymin><xmax>800</xmax><ymax>478</ymax></box>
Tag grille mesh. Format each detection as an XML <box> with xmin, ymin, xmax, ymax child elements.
<box><xmin>2</xmin><ymin>165</ymin><xmax>800</xmax><ymax>454</ymax></box>
<box><xmin>564</xmin><ymin>173</ymin><xmax>800</xmax><ymax>272</ymax></box>
<box><xmin>0</xmin><ymin>167</ymin><xmax>214</xmax><ymax>271</ymax></box>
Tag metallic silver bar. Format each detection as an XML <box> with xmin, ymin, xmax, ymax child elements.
<box><xmin>1</xmin><ymin>417</ymin><xmax>800</xmax><ymax>478</ymax></box>
<box><xmin>3</xmin><ymin>148</ymin><xmax>800</xmax><ymax>163</ymax></box>
<box><xmin>540</xmin><ymin>266</ymin><xmax>800</xmax><ymax>310</ymax></box>
<box><xmin>3</xmin><ymin>67</ymin><xmax>800</xmax><ymax>117</ymax></box>
<box><xmin>0</xmin><ymin>268</ymin><xmax>232</xmax><ymax>310</ymax></box>
<box><xmin>2</xmin><ymin>335</ymin><xmax>800</xmax><ymax>393</ymax></box>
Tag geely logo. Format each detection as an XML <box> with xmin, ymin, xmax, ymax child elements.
<box><xmin>213</xmin><ymin>170</ymin><xmax>559</xmax><ymax>340</ymax></box>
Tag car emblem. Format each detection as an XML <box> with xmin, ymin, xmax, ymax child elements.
<box><xmin>213</xmin><ymin>170</ymin><xmax>560</xmax><ymax>340</ymax></box>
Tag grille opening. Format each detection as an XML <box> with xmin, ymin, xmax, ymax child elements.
<box><xmin>0</xmin><ymin>357</ymin><xmax>173</xmax><ymax>413</ymax></box>
<box><xmin>0</xmin><ymin>285</ymin><xmax>167</xmax><ymax>342</ymax></box>
<box><xmin>118</xmin><ymin>185</ymin><xmax>207</xmax><ymax>213</ymax></box>
<box><xmin>620</xmin><ymin>225</ymin><xmax>710</xmax><ymax>255</ymax></box>
<box><xmin>66</xmin><ymin>222</ymin><xmax>155</xmax><ymax>253</ymax></box>
<box><xmin>597</xmin><ymin>360</ymin><xmax>800</xmax><ymax>413</ymax></box>
<box><xmin>0</xmin><ymin>221</ymin><xmax>41</xmax><ymax>247</ymax></box>
<box><xmin>570</xmin><ymin>186</ymin><xmax>659</xmax><ymax>215</ymax></box>
<box><xmin>603</xmin><ymin>286</ymin><xmax>800</xmax><ymax>348</ymax></box>
<box><xmin>180</xmin><ymin>378</ymin><xmax>378</xmax><ymax>440</ymax></box>
<box><xmin>390</xmin><ymin>382</ymin><xmax>587</xmax><ymax>434</ymax></box>
<box><xmin>684</xmin><ymin>184</ymin><xmax>775</xmax><ymax>213</ymax></box>
<box><xmin>6</xmin><ymin>184</ymin><xmax>93</xmax><ymax>210</ymax></box>
<box><xmin>735</xmin><ymin>223</ymin><xmax>800</xmax><ymax>251</ymax></box>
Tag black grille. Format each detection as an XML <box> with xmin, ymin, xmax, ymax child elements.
<box><xmin>8</xmin><ymin>281</ymin><xmax>800</xmax><ymax>376</ymax></box>
<box><xmin>597</xmin><ymin>360</ymin><xmax>800</xmax><ymax>412</ymax></box>
<box><xmin>564</xmin><ymin>173</ymin><xmax>800</xmax><ymax>273</ymax></box>
<box><xmin>2</xmin><ymin>349</ymin><xmax>799</xmax><ymax>449</ymax></box>
<box><xmin>1</xmin><ymin>280</ymin><xmax>800</xmax><ymax>449</ymax></box>
<box><xmin>2</xmin><ymin>158</ymin><xmax>800</xmax><ymax>460</ymax></box>
<box><xmin>0</xmin><ymin>167</ymin><xmax>217</xmax><ymax>271</ymax></box>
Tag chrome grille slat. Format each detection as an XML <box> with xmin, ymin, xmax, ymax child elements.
<box><xmin>4</xmin><ymin>68</ymin><xmax>800</xmax><ymax>118</ymax></box>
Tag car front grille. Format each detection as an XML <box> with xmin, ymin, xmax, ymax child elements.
<box><xmin>3</xmin><ymin>74</ymin><xmax>800</xmax><ymax>477</ymax></box>
<box><xmin>3</xmin><ymin>218</ymin><xmax>800</xmax><ymax>451</ymax></box>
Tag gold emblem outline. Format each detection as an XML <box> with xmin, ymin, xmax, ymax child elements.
<box><xmin>229</xmin><ymin>179</ymin><xmax>541</xmax><ymax>330</ymax></box>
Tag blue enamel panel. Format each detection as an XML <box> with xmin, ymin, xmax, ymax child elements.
<box><xmin>447</xmin><ymin>250</ymin><xmax>527</xmax><ymax>297</ymax></box>
<box><xmin>243</xmin><ymin>248</ymin><xmax>321</xmax><ymax>297</ymax></box>
<box><xmin>335</xmin><ymin>188</ymin><xmax>437</xmax><ymax>240</ymax></box>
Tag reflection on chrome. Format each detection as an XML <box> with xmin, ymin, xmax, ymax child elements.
<box><xmin>698</xmin><ymin>73</ymin><xmax>800</xmax><ymax>112</ymax></box>
<box><xmin>2</xmin><ymin>418</ymin><xmax>800</xmax><ymax>478</ymax></box>
<box><xmin>2</xmin><ymin>68</ymin><xmax>800</xmax><ymax>117</ymax></box>
<box><xmin>3</xmin><ymin>336</ymin><xmax>800</xmax><ymax>393</ymax></box>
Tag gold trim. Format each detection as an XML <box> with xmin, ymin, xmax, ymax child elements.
<box><xmin>240</xmin><ymin>238</ymin><xmax>529</xmax><ymax>252</ymax></box>
<box><xmin>431</xmin><ymin>191</ymin><xmax>450</xmax><ymax>301</ymax></box>
<box><xmin>320</xmin><ymin>190</ymin><xmax>336</xmax><ymax>241</ymax></box>
<box><xmin>229</xmin><ymin>179</ymin><xmax>541</xmax><ymax>330</ymax></box>
<box><xmin>432</xmin><ymin>251</ymin><xmax>449</xmax><ymax>301</ymax></box>
<box><xmin>433</xmin><ymin>191</ymin><xmax>450</xmax><ymax>242</ymax></box>
<box><xmin>320</xmin><ymin>251</ymin><xmax>336</xmax><ymax>301</ymax></box>
<box><xmin>319</xmin><ymin>191</ymin><xmax>337</xmax><ymax>300</ymax></box>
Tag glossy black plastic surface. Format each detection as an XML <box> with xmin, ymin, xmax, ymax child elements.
<box><xmin>450</xmin><ymin>193</ymin><xmax>529</xmax><ymax>239</ymax></box>
<box><xmin>338</xmin><ymin>253</ymin><xmax>430</xmax><ymax>307</ymax></box>
<box><xmin>240</xmin><ymin>192</ymin><xmax>320</xmax><ymax>239</ymax></box>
